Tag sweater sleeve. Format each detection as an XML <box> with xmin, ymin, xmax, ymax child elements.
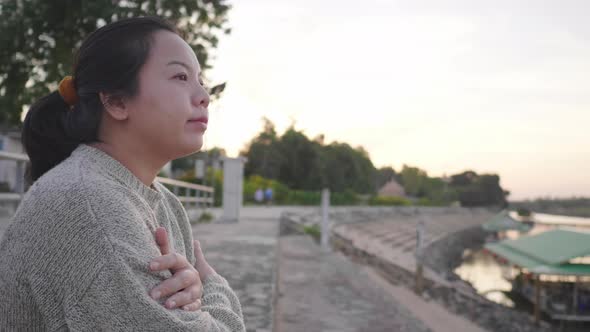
<box><xmin>64</xmin><ymin>243</ymin><xmax>246</xmax><ymax>332</ymax></box>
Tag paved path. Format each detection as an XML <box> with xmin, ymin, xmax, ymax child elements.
<box><xmin>276</xmin><ymin>234</ymin><xmax>431</xmax><ymax>332</ymax></box>
<box><xmin>361</xmin><ymin>265</ymin><xmax>488</xmax><ymax>332</ymax></box>
<box><xmin>190</xmin><ymin>207</ymin><xmax>288</xmax><ymax>332</ymax></box>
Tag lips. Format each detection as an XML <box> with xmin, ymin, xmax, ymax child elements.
<box><xmin>188</xmin><ymin>117</ymin><xmax>208</xmax><ymax>124</ymax></box>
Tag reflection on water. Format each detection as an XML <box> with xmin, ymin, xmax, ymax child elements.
<box><xmin>454</xmin><ymin>249</ymin><xmax>515</xmax><ymax>307</ymax></box>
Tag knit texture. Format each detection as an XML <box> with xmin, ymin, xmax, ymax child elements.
<box><xmin>0</xmin><ymin>144</ymin><xmax>245</xmax><ymax>331</ymax></box>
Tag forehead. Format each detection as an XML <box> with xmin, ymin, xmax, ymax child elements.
<box><xmin>146</xmin><ymin>30</ymin><xmax>201</xmax><ymax>73</ymax></box>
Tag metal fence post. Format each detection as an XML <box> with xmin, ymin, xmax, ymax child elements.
<box><xmin>415</xmin><ymin>219</ymin><xmax>425</xmax><ymax>295</ymax></box>
<box><xmin>321</xmin><ymin>188</ymin><xmax>330</xmax><ymax>252</ymax></box>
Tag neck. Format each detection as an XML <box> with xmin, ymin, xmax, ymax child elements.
<box><xmin>88</xmin><ymin>141</ymin><xmax>166</xmax><ymax>188</ymax></box>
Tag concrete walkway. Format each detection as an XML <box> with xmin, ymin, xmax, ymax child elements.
<box><xmin>361</xmin><ymin>265</ymin><xmax>488</xmax><ymax>332</ymax></box>
<box><xmin>276</xmin><ymin>234</ymin><xmax>431</xmax><ymax>332</ymax></box>
<box><xmin>190</xmin><ymin>207</ymin><xmax>286</xmax><ymax>332</ymax></box>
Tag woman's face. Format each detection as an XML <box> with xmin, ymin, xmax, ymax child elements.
<box><xmin>125</xmin><ymin>30</ymin><xmax>210</xmax><ymax>160</ymax></box>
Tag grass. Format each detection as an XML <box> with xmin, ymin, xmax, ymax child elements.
<box><xmin>302</xmin><ymin>224</ymin><xmax>321</xmax><ymax>242</ymax></box>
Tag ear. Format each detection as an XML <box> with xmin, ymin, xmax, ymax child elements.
<box><xmin>99</xmin><ymin>92</ymin><xmax>129</xmax><ymax>121</ymax></box>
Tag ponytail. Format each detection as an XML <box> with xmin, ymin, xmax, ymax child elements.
<box><xmin>22</xmin><ymin>91</ymin><xmax>84</xmax><ymax>185</ymax></box>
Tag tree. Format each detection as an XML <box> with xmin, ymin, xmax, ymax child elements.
<box><xmin>449</xmin><ymin>170</ymin><xmax>508</xmax><ymax>207</ymax></box>
<box><xmin>240</xmin><ymin>118</ymin><xmax>378</xmax><ymax>194</ymax></box>
<box><xmin>0</xmin><ymin>0</ymin><xmax>231</xmax><ymax>126</ymax></box>
<box><xmin>399</xmin><ymin>165</ymin><xmax>429</xmax><ymax>197</ymax></box>
<box><xmin>242</xmin><ymin>117</ymin><xmax>283</xmax><ymax>180</ymax></box>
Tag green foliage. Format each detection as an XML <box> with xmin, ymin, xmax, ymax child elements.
<box><xmin>244</xmin><ymin>174</ymin><xmax>360</xmax><ymax>206</ymax></box>
<box><xmin>516</xmin><ymin>208</ymin><xmax>531</xmax><ymax>217</ymax></box>
<box><xmin>368</xmin><ymin>195</ymin><xmax>412</xmax><ymax>206</ymax></box>
<box><xmin>197</xmin><ymin>211</ymin><xmax>214</xmax><ymax>223</ymax></box>
<box><xmin>449</xmin><ymin>171</ymin><xmax>507</xmax><ymax>207</ymax></box>
<box><xmin>244</xmin><ymin>174</ymin><xmax>288</xmax><ymax>204</ymax></box>
<box><xmin>510</xmin><ymin>197</ymin><xmax>590</xmax><ymax>218</ymax></box>
<box><xmin>399</xmin><ymin>165</ymin><xmax>428</xmax><ymax>197</ymax></box>
<box><xmin>241</xmin><ymin>118</ymin><xmax>378</xmax><ymax>195</ymax></box>
<box><xmin>0</xmin><ymin>182</ymin><xmax>10</xmax><ymax>193</ymax></box>
<box><xmin>0</xmin><ymin>0</ymin><xmax>231</xmax><ymax>126</ymax></box>
<box><xmin>172</xmin><ymin>147</ymin><xmax>227</xmax><ymax>172</ymax></box>
<box><xmin>177</xmin><ymin>167</ymin><xmax>223</xmax><ymax>207</ymax></box>
<box><xmin>330</xmin><ymin>189</ymin><xmax>361</xmax><ymax>206</ymax></box>
<box><xmin>303</xmin><ymin>224</ymin><xmax>321</xmax><ymax>242</ymax></box>
<box><xmin>240</xmin><ymin>119</ymin><xmax>508</xmax><ymax>208</ymax></box>
<box><xmin>285</xmin><ymin>190</ymin><xmax>321</xmax><ymax>205</ymax></box>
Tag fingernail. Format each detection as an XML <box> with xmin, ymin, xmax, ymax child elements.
<box><xmin>151</xmin><ymin>291</ymin><xmax>161</xmax><ymax>300</ymax></box>
<box><xmin>183</xmin><ymin>305</ymin><xmax>191</xmax><ymax>311</ymax></box>
<box><xmin>167</xmin><ymin>300</ymin><xmax>176</xmax><ymax>308</ymax></box>
<box><xmin>150</xmin><ymin>262</ymin><xmax>160</xmax><ymax>270</ymax></box>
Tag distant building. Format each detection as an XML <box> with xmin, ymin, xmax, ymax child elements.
<box><xmin>378</xmin><ymin>179</ymin><xmax>406</xmax><ymax>198</ymax></box>
<box><xmin>0</xmin><ymin>126</ymin><xmax>24</xmax><ymax>192</ymax></box>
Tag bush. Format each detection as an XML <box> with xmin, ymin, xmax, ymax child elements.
<box><xmin>368</xmin><ymin>195</ymin><xmax>412</xmax><ymax>206</ymax></box>
<box><xmin>244</xmin><ymin>175</ymin><xmax>291</xmax><ymax>205</ymax></box>
<box><xmin>0</xmin><ymin>182</ymin><xmax>10</xmax><ymax>193</ymax></box>
<box><xmin>331</xmin><ymin>189</ymin><xmax>361</xmax><ymax>206</ymax></box>
<box><xmin>244</xmin><ymin>175</ymin><xmax>360</xmax><ymax>206</ymax></box>
<box><xmin>175</xmin><ymin>168</ymin><xmax>223</xmax><ymax>207</ymax></box>
<box><xmin>516</xmin><ymin>208</ymin><xmax>531</xmax><ymax>217</ymax></box>
<box><xmin>415</xmin><ymin>197</ymin><xmax>448</xmax><ymax>206</ymax></box>
<box><xmin>287</xmin><ymin>190</ymin><xmax>321</xmax><ymax>205</ymax></box>
<box><xmin>303</xmin><ymin>224</ymin><xmax>321</xmax><ymax>242</ymax></box>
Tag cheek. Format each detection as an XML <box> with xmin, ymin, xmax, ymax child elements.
<box><xmin>135</xmin><ymin>87</ymin><xmax>187</xmax><ymax>126</ymax></box>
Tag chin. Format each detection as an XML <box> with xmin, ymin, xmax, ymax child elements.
<box><xmin>178</xmin><ymin>137</ymin><xmax>204</xmax><ymax>156</ymax></box>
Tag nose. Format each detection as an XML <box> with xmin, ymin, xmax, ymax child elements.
<box><xmin>192</xmin><ymin>83</ymin><xmax>210</xmax><ymax>109</ymax></box>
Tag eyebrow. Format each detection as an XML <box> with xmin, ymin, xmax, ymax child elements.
<box><xmin>166</xmin><ymin>60</ymin><xmax>201</xmax><ymax>76</ymax></box>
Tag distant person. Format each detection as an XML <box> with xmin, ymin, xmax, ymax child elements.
<box><xmin>264</xmin><ymin>187</ymin><xmax>273</xmax><ymax>206</ymax></box>
<box><xmin>254</xmin><ymin>188</ymin><xmax>264</xmax><ymax>204</ymax></box>
<box><xmin>0</xmin><ymin>17</ymin><xmax>244</xmax><ymax>331</ymax></box>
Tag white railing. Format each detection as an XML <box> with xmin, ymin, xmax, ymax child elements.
<box><xmin>0</xmin><ymin>150</ymin><xmax>214</xmax><ymax>208</ymax></box>
<box><xmin>156</xmin><ymin>176</ymin><xmax>214</xmax><ymax>208</ymax></box>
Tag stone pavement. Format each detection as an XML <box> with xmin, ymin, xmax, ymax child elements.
<box><xmin>276</xmin><ymin>234</ymin><xmax>431</xmax><ymax>332</ymax></box>
<box><xmin>190</xmin><ymin>207</ymin><xmax>288</xmax><ymax>332</ymax></box>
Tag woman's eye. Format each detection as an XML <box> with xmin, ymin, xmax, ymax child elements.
<box><xmin>175</xmin><ymin>73</ymin><xmax>188</xmax><ymax>81</ymax></box>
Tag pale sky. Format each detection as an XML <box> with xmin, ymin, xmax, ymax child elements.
<box><xmin>204</xmin><ymin>0</ymin><xmax>590</xmax><ymax>200</ymax></box>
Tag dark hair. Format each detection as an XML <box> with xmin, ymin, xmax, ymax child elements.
<box><xmin>22</xmin><ymin>16</ymin><xmax>178</xmax><ymax>186</ymax></box>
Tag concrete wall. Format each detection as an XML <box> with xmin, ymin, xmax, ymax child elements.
<box><xmin>0</xmin><ymin>133</ymin><xmax>24</xmax><ymax>191</ymax></box>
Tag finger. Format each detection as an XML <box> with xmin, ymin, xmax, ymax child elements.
<box><xmin>150</xmin><ymin>268</ymin><xmax>198</xmax><ymax>301</ymax></box>
<box><xmin>182</xmin><ymin>299</ymin><xmax>202</xmax><ymax>312</ymax></box>
<box><xmin>151</xmin><ymin>252</ymin><xmax>190</xmax><ymax>272</ymax></box>
<box><xmin>155</xmin><ymin>227</ymin><xmax>171</xmax><ymax>255</ymax></box>
<box><xmin>193</xmin><ymin>240</ymin><xmax>204</xmax><ymax>259</ymax></box>
<box><xmin>164</xmin><ymin>285</ymin><xmax>202</xmax><ymax>309</ymax></box>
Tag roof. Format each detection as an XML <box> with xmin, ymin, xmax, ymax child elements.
<box><xmin>485</xmin><ymin>229</ymin><xmax>590</xmax><ymax>276</ymax></box>
<box><xmin>482</xmin><ymin>211</ymin><xmax>531</xmax><ymax>232</ymax></box>
<box><xmin>378</xmin><ymin>179</ymin><xmax>406</xmax><ymax>198</ymax></box>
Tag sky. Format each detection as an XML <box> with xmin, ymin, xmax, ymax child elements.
<box><xmin>203</xmin><ymin>0</ymin><xmax>590</xmax><ymax>200</ymax></box>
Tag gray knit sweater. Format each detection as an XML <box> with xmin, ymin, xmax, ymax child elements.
<box><xmin>0</xmin><ymin>144</ymin><xmax>245</xmax><ymax>331</ymax></box>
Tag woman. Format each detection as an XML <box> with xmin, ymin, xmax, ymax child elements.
<box><xmin>0</xmin><ymin>16</ymin><xmax>245</xmax><ymax>331</ymax></box>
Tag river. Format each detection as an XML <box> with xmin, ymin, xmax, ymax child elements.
<box><xmin>454</xmin><ymin>212</ymin><xmax>590</xmax><ymax>323</ymax></box>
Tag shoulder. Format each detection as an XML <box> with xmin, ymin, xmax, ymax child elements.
<box><xmin>16</xmin><ymin>157</ymin><xmax>140</xmax><ymax>222</ymax></box>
